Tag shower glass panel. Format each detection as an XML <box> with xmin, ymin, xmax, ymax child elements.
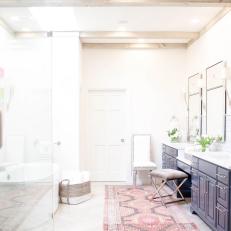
<box><xmin>0</xmin><ymin>32</ymin><xmax>54</xmax><ymax>231</ymax></box>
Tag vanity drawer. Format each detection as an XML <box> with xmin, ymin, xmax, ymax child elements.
<box><xmin>198</xmin><ymin>159</ymin><xmax>217</xmax><ymax>179</ymax></box>
<box><xmin>217</xmin><ymin>182</ymin><xmax>229</xmax><ymax>208</ymax></box>
<box><xmin>165</xmin><ymin>145</ymin><xmax>178</xmax><ymax>157</ymax></box>
<box><xmin>177</xmin><ymin>160</ymin><xmax>191</xmax><ymax>175</ymax></box>
<box><xmin>192</xmin><ymin>156</ymin><xmax>198</xmax><ymax>169</ymax></box>
<box><xmin>217</xmin><ymin>167</ymin><xmax>229</xmax><ymax>185</ymax></box>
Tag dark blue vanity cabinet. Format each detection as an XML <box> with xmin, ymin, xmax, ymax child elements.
<box><xmin>191</xmin><ymin>156</ymin><xmax>231</xmax><ymax>231</ymax></box>
<box><xmin>162</xmin><ymin>144</ymin><xmax>191</xmax><ymax>197</ymax></box>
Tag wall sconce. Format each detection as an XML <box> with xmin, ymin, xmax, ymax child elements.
<box><xmin>197</xmin><ymin>77</ymin><xmax>204</xmax><ymax>88</ymax></box>
<box><xmin>224</xmin><ymin>62</ymin><xmax>231</xmax><ymax>105</ymax></box>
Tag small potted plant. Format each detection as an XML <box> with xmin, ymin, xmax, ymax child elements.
<box><xmin>167</xmin><ymin>128</ymin><xmax>181</xmax><ymax>143</ymax></box>
<box><xmin>197</xmin><ymin>135</ymin><xmax>214</xmax><ymax>152</ymax></box>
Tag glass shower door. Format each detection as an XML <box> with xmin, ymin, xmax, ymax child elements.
<box><xmin>0</xmin><ymin>33</ymin><xmax>54</xmax><ymax>231</ymax></box>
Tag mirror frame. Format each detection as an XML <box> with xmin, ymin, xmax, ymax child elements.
<box><xmin>206</xmin><ymin>61</ymin><xmax>227</xmax><ymax>141</ymax></box>
<box><xmin>187</xmin><ymin>73</ymin><xmax>202</xmax><ymax>142</ymax></box>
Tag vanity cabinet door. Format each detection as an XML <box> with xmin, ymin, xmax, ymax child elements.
<box><xmin>206</xmin><ymin>176</ymin><xmax>216</xmax><ymax>227</ymax></box>
<box><xmin>169</xmin><ymin>156</ymin><xmax>177</xmax><ymax>169</ymax></box>
<box><xmin>191</xmin><ymin>186</ymin><xmax>199</xmax><ymax>210</ymax></box>
<box><xmin>198</xmin><ymin>172</ymin><xmax>207</xmax><ymax>216</ymax></box>
<box><xmin>216</xmin><ymin>203</ymin><xmax>228</xmax><ymax>231</ymax></box>
<box><xmin>162</xmin><ymin>153</ymin><xmax>168</xmax><ymax>169</ymax></box>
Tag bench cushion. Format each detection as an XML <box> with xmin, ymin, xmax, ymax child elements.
<box><xmin>150</xmin><ymin>169</ymin><xmax>188</xmax><ymax>180</ymax></box>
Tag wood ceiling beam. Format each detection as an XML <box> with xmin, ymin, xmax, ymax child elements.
<box><xmin>80</xmin><ymin>31</ymin><xmax>198</xmax><ymax>40</ymax></box>
<box><xmin>0</xmin><ymin>0</ymin><xmax>230</xmax><ymax>7</ymax></box>
<box><xmin>83</xmin><ymin>43</ymin><xmax>187</xmax><ymax>49</ymax></box>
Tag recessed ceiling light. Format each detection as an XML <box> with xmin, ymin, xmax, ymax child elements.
<box><xmin>21</xmin><ymin>27</ymin><xmax>30</xmax><ymax>32</ymax></box>
<box><xmin>137</xmin><ymin>38</ymin><xmax>145</xmax><ymax>43</ymax></box>
<box><xmin>117</xmin><ymin>25</ymin><xmax>126</xmax><ymax>32</ymax></box>
<box><xmin>191</xmin><ymin>18</ymin><xmax>200</xmax><ymax>24</ymax></box>
<box><xmin>29</xmin><ymin>7</ymin><xmax>77</xmax><ymax>31</ymax></box>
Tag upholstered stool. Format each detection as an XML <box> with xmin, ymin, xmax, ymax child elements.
<box><xmin>150</xmin><ymin>169</ymin><xmax>188</xmax><ymax>207</ymax></box>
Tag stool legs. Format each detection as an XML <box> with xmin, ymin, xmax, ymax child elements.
<box><xmin>151</xmin><ymin>177</ymin><xmax>187</xmax><ymax>207</ymax></box>
<box><xmin>152</xmin><ymin>179</ymin><xmax>167</xmax><ymax>207</ymax></box>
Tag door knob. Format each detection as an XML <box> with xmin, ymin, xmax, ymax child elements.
<box><xmin>54</xmin><ymin>141</ymin><xmax>61</xmax><ymax>146</ymax></box>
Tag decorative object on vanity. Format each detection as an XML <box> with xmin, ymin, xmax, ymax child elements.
<box><xmin>196</xmin><ymin>135</ymin><xmax>214</xmax><ymax>152</ymax></box>
<box><xmin>104</xmin><ymin>185</ymin><xmax>199</xmax><ymax>231</ymax></box>
<box><xmin>59</xmin><ymin>171</ymin><xmax>91</xmax><ymax>205</ymax></box>
<box><xmin>209</xmin><ymin>135</ymin><xmax>223</xmax><ymax>152</ymax></box>
<box><xmin>167</xmin><ymin>116</ymin><xmax>181</xmax><ymax>143</ymax></box>
<box><xmin>187</xmin><ymin>73</ymin><xmax>202</xmax><ymax>142</ymax></box>
<box><xmin>132</xmin><ymin>134</ymin><xmax>156</xmax><ymax>186</ymax></box>
<box><xmin>167</xmin><ymin>128</ymin><xmax>181</xmax><ymax>143</ymax></box>
<box><xmin>150</xmin><ymin>169</ymin><xmax>188</xmax><ymax>207</ymax></box>
<box><xmin>206</xmin><ymin>61</ymin><xmax>226</xmax><ymax>140</ymax></box>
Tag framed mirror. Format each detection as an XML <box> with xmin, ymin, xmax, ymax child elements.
<box><xmin>187</xmin><ymin>73</ymin><xmax>202</xmax><ymax>142</ymax></box>
<box><xmin>206</xmin><ymin>61</ymin><xmax>226</xmax><ymax>140</ymax></box>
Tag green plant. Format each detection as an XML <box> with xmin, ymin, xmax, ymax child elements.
<box><xmin>197</xmin><ymin>136</ymin><xmax>214</xmax><ymax>152</ymax></box>
<box><xmin>167</xmin><ymin>128</ymin><xmax>180</xmax><ymax>142</ymax></box>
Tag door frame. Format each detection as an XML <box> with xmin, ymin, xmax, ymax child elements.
<box><xmin>82</xmin><ymin>88</ymin><xmax>132</xmax><ymax>182</ymax></box>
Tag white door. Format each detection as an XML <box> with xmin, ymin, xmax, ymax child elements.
<box><xmin>87</xmin><ymin>90</ymin><xmax>128</xmax><ymax>181</ymax></box>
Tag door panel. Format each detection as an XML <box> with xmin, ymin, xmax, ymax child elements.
<box><xmin>198</xmin><ymin>172</ymin><xmax>206</xmax><ymax>216</ymax></box>
<box><xmin>206</xmin><ymin>176</ymin><xmax>216</xmax><ymax>227</ymax></box>
<box><xmin>191</xmin><ymin>186</ymin><xmax>199</xmax><ymax>210</ymax></box>
<box><xmin>216</xmin><ymin>203</ymin><xmax>228</xmax><ymax>231</ymax></box>
<box><xmin>87</xmin><ymin>90</ymin><xmax>128</xmax><ymax>181</ymax></box>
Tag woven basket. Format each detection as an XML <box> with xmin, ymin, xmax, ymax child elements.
<box><xmin>59</xmin><ymin>179</ymin><xmax>91</xmax><ymax>205</ymax></box>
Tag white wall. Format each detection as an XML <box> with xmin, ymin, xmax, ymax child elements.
<box><xmin>80</xmin><ymin>47</ymin><xmax>187</xmax><ymax>182</ymax></box>
<box><xmin>186</xmin><ymin>11</ymin><xmax>231</xmax><ymax>140</ymax></box>
<box><xmin>52</xmin><ymin>32</ymin><xmax>81</xmax><ymax>174</ymax></box>
<box><xmin>187</xmin><ymin>12</ymin><xmax>231</xmax><ymax>75</ymax></box>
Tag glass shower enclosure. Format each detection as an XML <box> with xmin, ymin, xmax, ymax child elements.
<box><xmin>0</xmin><ymin>31</ymin><xmax>55</xmax><ymax>231</ymax></box>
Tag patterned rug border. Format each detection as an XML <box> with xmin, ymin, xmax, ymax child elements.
<box><xmin>104</xmin><ymin>185</ymin><xmax>199</xmax><ymax>231</ymax></box>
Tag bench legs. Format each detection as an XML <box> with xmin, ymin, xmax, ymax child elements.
<box><xmin>151</xmin><ymin>177</ymin><xmax>187</xmax><ymax>207</ymax></box>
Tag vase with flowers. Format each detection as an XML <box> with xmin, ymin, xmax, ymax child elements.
<box><xmin>197</xmin><ymin>135</ymin><xmax>214</xmax><ymax>152</ymax></box>
<box><xmin>209</xmin><ymin>135</ymin><xmax>223</xmax><ymax>151</ymax></box>
<box><xmin>167</xmin><ymin>128</ymin><xmax>181</xmax><ymax>143</ymax></box>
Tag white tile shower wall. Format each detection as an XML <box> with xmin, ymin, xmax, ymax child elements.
<box><xmin>80</xmin><ymin>48</ymin><xmax>187</xmax><ymax>183</ymax></box>
<box><xmin>186</xmin><ymin>11</ymin><xmax>231</xmax><ymax>150</ymax></box>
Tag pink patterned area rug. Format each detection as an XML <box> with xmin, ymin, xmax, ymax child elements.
<box><xmin>104</xmin><ymin>185</ymin><xmax>199</xmax><ymax>231</ymax></box>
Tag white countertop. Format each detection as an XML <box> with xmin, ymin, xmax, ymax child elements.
<box><xmin>163</xmin><ymin>141</ymin><xmax>190</xmax><ymax>150</ymax></box>
<box><xmin>191</xmin><ymin>151</ymin><xmax>231</xmax><ymax>170</ymax></box>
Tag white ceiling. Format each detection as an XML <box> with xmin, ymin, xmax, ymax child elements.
<box><xmin>0</xmin><ymin>7</ymin><xmax>223</xmax><ymax>32</ymax></box>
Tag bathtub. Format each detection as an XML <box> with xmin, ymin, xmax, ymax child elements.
<box><xmin>0</xmin><ymin>162</ymin><xmax>60</xmax><ymax>213</ymax></box>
